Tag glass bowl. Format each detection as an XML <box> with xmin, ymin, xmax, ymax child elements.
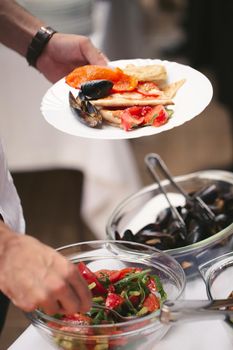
<box><xmin>27</xmin><ymin>240</ymin><xmax>185</xmax><ymax>350</ymax></box>
<box><xmin>106</xmin><ymin>170</ymin><xmax>233</xmax><ymax>275</ymax></box>
<box><xmin>199</xmin><ymin>251</ymin><xmax>233</xmax><ymax>342</ymax></box>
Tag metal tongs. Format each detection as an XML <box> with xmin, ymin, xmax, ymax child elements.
<box><xmin>144</xmin><ymin>153</ymin><xmax>216</xmax><ymax>239</ymax></box>
<box><xmin>160</xmin><ymin>298</ymin><xmax>233</xmax><ymax>324</ymax></box>
<box><xmin>93</xmin><ymin>299</ymin><xmax>233</xmax><ymax>324</ymax></box>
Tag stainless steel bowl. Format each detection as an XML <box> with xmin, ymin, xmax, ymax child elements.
<box><xmin>106</xmin><ymin>170</ymin><xmax>233</xmax><ymax>275</ymax></box>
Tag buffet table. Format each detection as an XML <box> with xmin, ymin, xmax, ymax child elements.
<box><xmin>8</xmin><ymin>277</ymin><xmax>232</xmax><ymax>350</ymax></box>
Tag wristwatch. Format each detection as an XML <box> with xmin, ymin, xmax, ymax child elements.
<box><xmin>26</xmin><ymin>26</ymin><xmax>57</xmax><ymax>67</ymax></box>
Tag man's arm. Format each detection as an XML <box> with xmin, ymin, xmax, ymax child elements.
<box><xmin>0</xmin><ymin>0</ymin><xmax>107</xmax><ymax>82</ymax></box>
<box><xmin>0</xmin><ymin>0</ymin><xmax>44</xmax><ymax>56</ymax></box>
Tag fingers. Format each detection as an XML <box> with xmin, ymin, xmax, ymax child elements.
<box><xmin>48</xmin><ymin>265</ymin><xmax>91</xmax><ymax>315</ymax></box>
<box><xmin>68</xmin><ymin>266</ymin><xmax>92</xmax><ymax>313</ymax></box>
<box><xmin>0</xmin><ymin>235</ymin><xmax>92</xmax><ymax>316</ymax></box>
<box><xmin>3</xmin><ymin>260</ymin><xmax>92</xmax><ymax>315</ymax></box>
<box><xmin>80</xmin><ymin>36</ymin><xmax>109</xmax><ymax>66</ymax></box>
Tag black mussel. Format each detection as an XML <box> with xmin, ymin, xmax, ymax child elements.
<box><xmin>155</xmin><ymin>207</ymin><xmax>172</xmax><ymax>229</ymax></box>
<box><xmin>223</xmin><ymin>192</ymin><xmax>233</xmax><ymax>213</ymax></box>
<box><xmin>114</xmin><ymin>230</ymin><xmax>122</xmax><ymax>240</ymax></box>
<box><xmin>147</xmin><ymin>232</ymin><xmax>176</xmax><ymax>249</ymax></box>
<box><xmin>135</xmin><ymin>223</ymin><xmax>161</xmax><ymax>235</ymax></box>
<box><xmin>122</xmin><ymin>229</ymin><xmax>136</xmax><ymax>242</ymax></box>
<box><xmin>208</xmin><ymin>202</ymin><xmax>224</xmax><ymax>215</ymax></box>
<box><xmin>80</xmin><ymin>80</ymin><xmax>113</xmax><ymax>100</ymax></box>
<box><xmin>134</xmin><ymin>226</ymin><xmax>163</xmax><ymax>244</ymax></box>
<box><xmin>193</xmin><ymin>184</ymin><xmax>219</xmax><ymax>204</ymax></box>
<box><xmin>69</xmin><ymin>91</ymin><xmax>102</xmax><ymax>128</ymax></box>
<box><xmin>213</xmin><ymin>213</ymin><xmax>229</xmax><ymax>231</ymax></box>
<box><xmin>120</xmin><ymin>181</ymin><xmax>233</xmax><ymax>252</ymax></box>
<box><xmin>169</xmin><ymin>220</ymin><xmax>187</xmax><ymax>241</ymax></box>
<box><xmin>179</xmin><ymin>206</ymin><xmax>190</xmax><ymax>222</ymax></box>
<box><xmin>185</xmin><ymin>219</ymin><xmax>205</xmax><ymax>245</ymax></box>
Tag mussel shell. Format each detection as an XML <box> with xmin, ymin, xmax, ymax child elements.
<box><xmin>80</xmin><ymin>79</ymin><xmax>113</xmax><ymax>100</ymax></box>
<box><xmin>69</xmin><ymin>91</ymin><xmax>102</xmax><ymax>128</ymax></box>
<box><xmin>155</xmin><ymin>207</ymin><xmax>172</xmax><ymax>229</ymax></box>
<box><xmin>122</xmin><ymin>229</ymin><xmax>136</xmax><ymax>242</ymax></box>
<box><xmin>185</xmin><ymin>219</ymin><xmax>205</xmax><ymax>244</ymax></box>
<box><xmin>193</xmin><ymin>184</ymin><xmax>219</xmax><ymax>204</ymax></box>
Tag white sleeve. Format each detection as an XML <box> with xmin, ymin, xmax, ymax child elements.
<box><xmin>0</xmin><ymin>140</ymin><xmax>25</xmax><ymax>233</ymax></box>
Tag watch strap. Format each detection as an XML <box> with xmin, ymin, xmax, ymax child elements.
<box><xmin>26</xmin><ymin>26</ymin><xmax>57</xmax><ymax>67</ymax></box>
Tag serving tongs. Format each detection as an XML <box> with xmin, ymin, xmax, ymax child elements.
<box><xmin>93</xmin><ymin>299</ymin><xmax>233</xmax><ymax>324</ymax></box>
<box><xmin>144</xmin><ymin>153</ymin><xmax>216</xmax><ymax>239</ymax></box>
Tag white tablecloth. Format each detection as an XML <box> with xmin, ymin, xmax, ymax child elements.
<box><xmin>0</xmin><ymin>44</ymin><xmax>141</xmax><ymax>238</ymax></box>
<box><xmin>8</xmin><ymin>276</ymin><xmax>232</xmax><ymax>350</ymax></box>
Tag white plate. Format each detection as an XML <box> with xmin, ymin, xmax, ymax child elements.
<box><xmin>41</xmin><ymin>58</ymin><xmax>213</xmax><ymax>140</ymax></box>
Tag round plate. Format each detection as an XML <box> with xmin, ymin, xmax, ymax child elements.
<box><xmin>41</xmin><ymin>58</ymin><xmax>213</xmax><ymax>140</ymax></box>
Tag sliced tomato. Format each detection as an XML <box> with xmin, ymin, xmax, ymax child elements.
<box><xmin>143</xmin><ymin>105</ymin><xmax>169</xmax><ymax>127</ymax></box>
<box><xmin>120</xmin><ymin>106</ymin><xmax>151</xmax><ymax>131</ymax></box>
<box><xmin>117</xmin><ymin>267</ymin><xmax>142</xmax><ymax>280</ymax></box>
<box><xmin>121</xmin><ymin>112</ymin><xmax>144</xmax><ymax>131</ymax></box>
<box><xmin>142</xmin><ymin>293</ymin><xmax>160</xmax><ymax>312</ymax></box>
<box><xmin>136</xmin><ymin>81</ymin><xmax>161</xmax><ymax>96</ymax></box>
<box><xmin>77</xmin><ymin>262</ymin><xmax>106</xmax><ymax>295</ymax></box>
<box><xmin>105</xmin><ymin>292</ymin><xmax>124</xmax><ymax>310</ymax></box>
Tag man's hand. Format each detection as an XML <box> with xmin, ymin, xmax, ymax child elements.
<box><xmin>37</xmin><ymin>33</ymin><xmax>108</xmax><ymax>83</ymax></box>
<box><xmin>0</xmin><ymin>231</ymin><xmax>91</xmax><ymax>315</ymax></box>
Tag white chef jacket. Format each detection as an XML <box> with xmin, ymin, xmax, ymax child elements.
<box><xmin>0</xmin><ymin>140</ymin><xmax>25</xmax><ymax>233</ymax></box>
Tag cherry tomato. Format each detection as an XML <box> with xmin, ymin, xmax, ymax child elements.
<box><xmin>105</xmin><ymin>292</ymin><xmax>124</xmax><ymax>310</ymax></box>
<box><xmin>77</xmin><ymin>262</ymin><xmax>106</xmax><ymax>294</ymax></box>
<box><xmin>142</xmin><ymin>293</ymin><xmax>160</xmax><ymax>312</ymax></box>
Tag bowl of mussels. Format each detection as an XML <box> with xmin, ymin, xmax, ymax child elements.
<box><xmin>106</xmin><ymin>154</ymin><xmax>233</xmax><ymax>275</ymax></box>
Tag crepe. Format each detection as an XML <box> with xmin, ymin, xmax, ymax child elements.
<box><xmin>92</xmin><ymin>80</ymin><xmax>185</xmax><ymax>108</ymax></box>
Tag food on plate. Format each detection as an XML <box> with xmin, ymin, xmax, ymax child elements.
<box><xmin>122</xmin><ymin>63</ymin><xmax>168</xmax><ymax>84</ymax></box>
<box><xmin>69</xmin><ymin>91</ymin><xmax>103</xmax><ymax>128</ymax></box>
<box><xmin>66</xmin><ymin>65</ymin><xmax>138</xmax><ymax>92</ymax></box>
<box><xmin>66</xmin><ymin>64</ymin><xmax>185</xmax><ymax>131</ymax></box>
<box><xmin>116</xmin><ymin>183</ymin><xmax>233</xmax><ymax>251</ymax></box>
<box><xmin>47</xmin><ymin>263</ymin><xmax>167</xmax><ymax>350</ymax></box>
<box><xmin>81</xmin><ymin>79</ymin><xmax>114</xmax><ymax>100</ymax></box>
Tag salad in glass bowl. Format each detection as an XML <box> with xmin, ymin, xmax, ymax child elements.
<box><xmin>27</xmin><ymin>240</ymin><xmax>185</xmax><ymax>350</ymax></box>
